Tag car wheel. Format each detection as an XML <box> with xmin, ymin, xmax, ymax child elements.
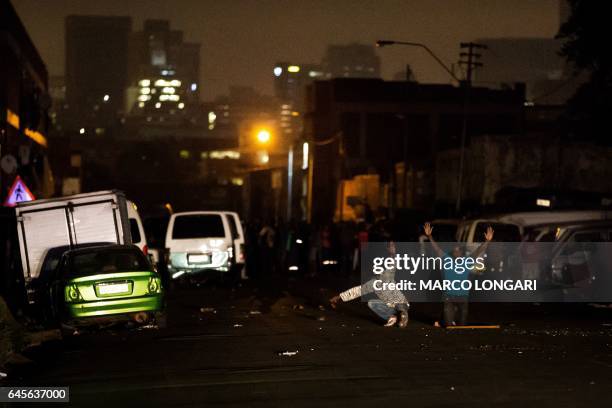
<box><xmin>155</xmin><ymin>311</ymin><xmax>168</xmax><ymax>329</ymax></box>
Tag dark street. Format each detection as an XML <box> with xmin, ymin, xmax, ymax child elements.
<box><xmin>8</xmin><ymin>277</ymin><xmax>612</xmax><ymax>407</ymax></box>
<box><xmin>2</xmin><ymin>1</ymin><xmax>612</xmax><ymax>406</ymax></box>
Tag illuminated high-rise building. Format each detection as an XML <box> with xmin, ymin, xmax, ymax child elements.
<box><xmin>128</xmin><ymin>19</ymin><xmax>200</xmax><ymax>120</ymax></box>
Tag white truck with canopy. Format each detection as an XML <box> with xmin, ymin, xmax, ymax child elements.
<box><xmin>15</xmin><ymin>190</ymin><xmax>132</xmax><ymax>283</ymax></box>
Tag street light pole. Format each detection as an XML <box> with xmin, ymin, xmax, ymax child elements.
<box><xmin>376</xmin><ymin>39</ymin><xmax>481</xmax><ymax>215</ymax></box>
<box><xmin>287</xmin><ymin>144</ymin><xmax>293</xmax><ymax>221</ymax></box>
<box><xmin>376</xmin><ymin>40</ymin><xmax>461</xmax><ymax>83</ymax></box>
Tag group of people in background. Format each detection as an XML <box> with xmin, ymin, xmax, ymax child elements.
<box><xmin>243</xmin><ymin>216</ymin><xmax>495</xmax><ymax>328</ymax></box>
<box><xmin>243</xmin><ymin>217</ymin><xmax>386</xmax><ymax>280</ymax></box>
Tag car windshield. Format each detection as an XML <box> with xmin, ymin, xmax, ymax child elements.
<box><xmin>67</xmin><ymin>248</ymin><xmax>150</xmax><ymax>277</ymax></box>
<box><xmin>172</xmin><ymin>214</ymin><xmax>225</xmax><ymax>239</ymax></box>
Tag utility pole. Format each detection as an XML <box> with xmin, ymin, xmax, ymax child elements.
<box><xmin>455</xmin><ymin>42</ymin><xmax>486</xmax><ymax>214</ymax></box>
<box><xmin>458</xmin><ymin>42</ymin><xmax>486</xmax><ymax>85</ymax></box>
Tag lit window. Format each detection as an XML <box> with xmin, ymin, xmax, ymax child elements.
<box><xmin>155</xmin><ymin>102</ymin><xmax>161</xmax><ymax>109</ymax></box>
<box><xmin>288</xmin><ymin>65</ymin><xmax>300</xmax><ymax>73</ymax></box>
<box><xmin>140</xmin><ymin>87</ymin><xmax>151</xmax><ymax>95</ymax></box>
<box><xmin>209</xmin><ymin>150</ymin><xmax>240</xmax><ymax>160</ymax></box>
<box><xmin>179</xmin><ymin>150</ymin><xmax>190</xmax><ymax>159</ymax></box>
<box><xmin>274</xmin><ymin>67</ymin><xmax>283</xmax><ymax>77</ymax></box>
<box><xmin>191</xmin><ymin>83</ymin><xmax>197</xmax><ymax>91</ymax></box>
<box><xmin>178</xmin><ymin>102</ymin><xmax>185</xmax><ymax>109</ymax></box>
<box><xmin>103</xmin><ymin>94</ymin><xmax>110</xmax><ymax>102</ymax></box>
<box><xmin>79</xmin><ymin>128</ymin><xmax>85</xmax><ymax>135</ymax></box>
<box><xmin>139</xmin><ymin>79</ymin><xmax>151</xmax><ymax>87</ymax></box>
<box><xmin>536</xmin><ymin>198</ymin><xmax>551</xmax><ymax>207</ymax></box>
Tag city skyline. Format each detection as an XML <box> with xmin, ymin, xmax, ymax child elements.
<box><xmin>14</xmin><ymin>0</ymin><xmax>560</xmax><ymax>100</ymax></box>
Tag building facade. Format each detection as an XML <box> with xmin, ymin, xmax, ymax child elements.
<box><xmin>304</xmin><ymin>78</ymin><xmax>526</xmax><ymax>222</ymax></box>
<box><xmin>65</xmin><ymin>15</ymin><xmax>132</xmax><ymax>130</ymax></box>
<box><xmin>1</xmin><ymin>1</ymin><xmax>52</xmax><ymax>202</ymax></box>
<box><xmin>322</xmin><ymin>43</ymin><xmax>381</xmax><ymax>79</ymax></box>
<box><xmin>127</xmin><ymin>19</ymin><xmax>200</xmax><ymax>124</ymax></box>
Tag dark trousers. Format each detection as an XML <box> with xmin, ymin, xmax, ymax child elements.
<box><xmin>443</xmin><ymin>295</ymin><xmax>469</xmax><ymax>326</ymax></box>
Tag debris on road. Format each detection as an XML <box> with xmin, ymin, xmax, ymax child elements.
<box><xmin>446</xmin><ymin>325</ymin><xmax>501</xmax><ymax>330</ymax></box>
<box><xmin>278</xmin><ymin>350</ymin><xmax>299</xmax><ymax>356</ymax></box>
<box><xmin>589</xmin><ymin>303</ymin><xmax>612</xmax><ymax>309</ymax></box>
<box><xmin>137</xmin><ymin>324</ymin><xmax>159</xmax><ymax>330</ymax></box>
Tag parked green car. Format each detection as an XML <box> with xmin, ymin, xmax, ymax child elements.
<box><xmin>47</xmin><ymin>244</ymin><xmax>165</xmax><ymax>326</ymax></box>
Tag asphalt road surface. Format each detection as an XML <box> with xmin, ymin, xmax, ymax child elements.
<box><xmin>7</xmin><ymin>277</ymin><xmax>612</xmax><ymax>407</ymax></box>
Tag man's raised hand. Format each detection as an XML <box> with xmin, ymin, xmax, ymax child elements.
<box><xmin>329</xmin><ymin>295</ymin><xmax>341</xmax><ymax>309</ymax></box>
<box><xmin>484</xmin><ymin>226</ymin><xmax>494</xmax><ymax>242</ymax></box>
<box><xmin>424</xmin><ymin>222</ymin><xmax>434</xmax><ymax>238</ymax></box>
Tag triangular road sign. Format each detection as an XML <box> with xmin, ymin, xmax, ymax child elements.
<box><xmin>4</xmin><ymin>175</ymin><xmax>35</xmax><ymax>207</ymax></box>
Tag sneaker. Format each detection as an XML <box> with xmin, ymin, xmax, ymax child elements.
<box><xmin>398</xmin><ymin>312</ymin><xmax>409</xmax><ymax>328</ymax></box>
<box><xmin>384</xmin><ymin>315</ymin><xmax>398</xmax><ymax>327</ymax></box>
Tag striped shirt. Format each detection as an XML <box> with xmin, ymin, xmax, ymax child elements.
<box><xmin>339</xmin><ymin>268</ymin><xmax>409</xmax><ymax>305</ymax></box>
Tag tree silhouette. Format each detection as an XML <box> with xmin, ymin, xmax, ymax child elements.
<box><xmin>557</xmin><ymin>0</ymin><xmax>612</xmax><ymax>144</ymax></box>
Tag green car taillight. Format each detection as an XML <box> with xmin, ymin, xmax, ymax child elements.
<box><xmin>147</xmin><ymin>277</ymin><xmax>161</xmax><ymax>294</ymax></box>
<box><xmin>66</xmin><ymin>284</ymin><xmax>82</xmax><ymax>302</ymax></box>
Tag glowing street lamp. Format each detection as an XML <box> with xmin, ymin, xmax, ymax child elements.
<box><xmin>256</xmin><ymin>129</ymin><xmax>271</xmax><ymax>144</ymax></box>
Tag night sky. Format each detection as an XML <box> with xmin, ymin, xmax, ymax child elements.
<box><xmin>13</xmin><ymin>0</ymin><xmax>560</xmax><ymax>100</ymax></box>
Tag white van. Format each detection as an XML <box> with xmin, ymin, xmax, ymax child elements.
<box><xmin>497</xmin><ymin>210</ymin><xmax>611</xmax><ymax>241</ymax></box>
<box><xmin>223</xmin><ymin>211</ymin><xmax>245</xmax><ymax>267</ymax></box>
<box><xmin>165</xmin><ymin>211</ymin><xmax>233</xmax><ymax>279</ymax></box>
<box><xmin>127</xmin><ymin>200</ymin><xmax>148</xmax><ymax>255</ymax></box>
